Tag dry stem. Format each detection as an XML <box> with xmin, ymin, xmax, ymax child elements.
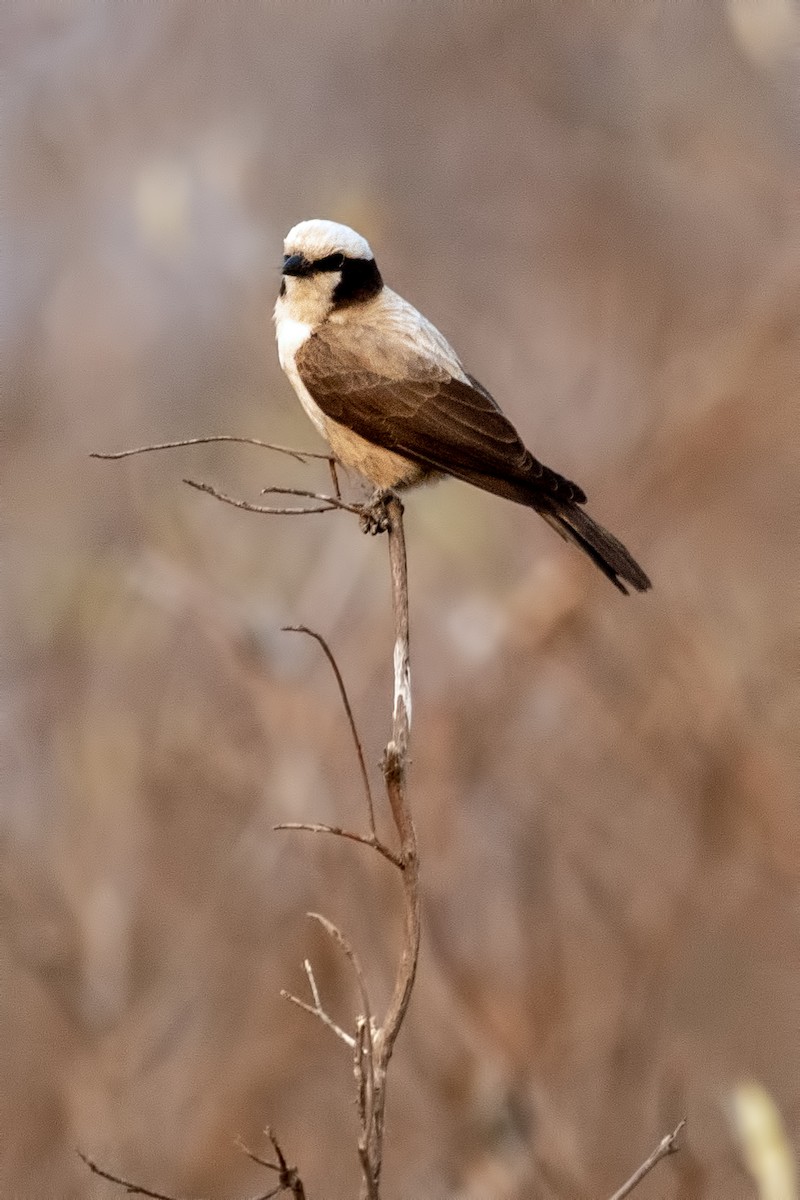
<box><xmin>607</xmin><ymin>1119</ymin><xmax>686</xmax><ymax>1200</ymax></box>
<box><xmin>91</xmin><ymin>435</ymin><xmax>331</xmax><ymax>464</ymax></box>
<box><xmin>356</xmin><ymin>495</ymin><xmax>420</xmax><ymax>1198</ymax></box>
<box><xmin>77</xmin><ymin>1130</ymin><xmax>305</xmax><ymax>1200</ymax></box>
<box><xmin>276</xmin><ymin>495</ymin><xmax>419</xmax><ymax>1199</ymax></box>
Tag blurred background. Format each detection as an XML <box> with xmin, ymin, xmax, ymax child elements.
<box><xmin>3</xmin><ymin>3</ymin><xmax>799</xmax><ymax>1197</ymax></box>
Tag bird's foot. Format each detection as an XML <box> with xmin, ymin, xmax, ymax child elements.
<box><xmin>358</xmin><ymin>489</ymin><xmax>400</xmax><ymax>535</ymax></box>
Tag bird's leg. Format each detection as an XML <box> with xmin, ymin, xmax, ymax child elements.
<box><xmin>359</xmin><ymin>489</ymin><xmax>400</xmax><ymax>535</ymax></box>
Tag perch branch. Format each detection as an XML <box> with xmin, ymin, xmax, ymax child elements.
<box><xmin>607</xmin><ymin>1119</ymin><xmax>686</xmax><ymax>1200</ymax></box>
<box><xmin>375</xmin><ymin>497</ymin><xmax>419</xmax><ymax>1056</ymax></box>
<box><xmin>356</xmin><ymin>495</ymin><xmax>420</xmax><ymax>1199</ymax></box>
<box><xmin>276</xmin><ymin>498</ymin><xmax>419</xmax><ymax>1199</ymax></box>
<box><xmin>89</xmin><ymin>439</ymin><xmax>421</xmax><ymax>1198</ymax></box>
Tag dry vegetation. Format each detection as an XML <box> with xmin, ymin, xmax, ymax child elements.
<box><xmin>2</xmin><ymin>4</ymin><xmax>799</xmax><ymax>1198</ymax></box>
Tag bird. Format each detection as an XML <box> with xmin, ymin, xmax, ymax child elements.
<box><xmin>274</xmin><ymin>218</ymin><xmax>650</xmax><ymax>594</ymax></box>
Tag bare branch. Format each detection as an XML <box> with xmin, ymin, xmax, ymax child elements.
<box><xmin>77</xmin><ymin>1152</ymin><xmax>182</xmax><ymax>1200</ymax></box>
<box><xmin>281</xmin><ymin>625</ymin><xmax>377</xmax><ymax>839</ymax></box>
<box><xmin>262</xmin><ymin>1129</ymin><xmax>306</xmax><ymax>1200</ymax></box>
<box><xmin>607</xmin><ymin>1119</ymin><xmax>686</xmax><ymax>1200</ymax></box>
<box><xmin>273</xmin><ymin>822</ymin><xmax>402</xmax><ymax>869</ymax></box>
<box><xmin>234</xmin><ymin>1137</ymin><xmax>281</xmax><ymax>1174</ymax></box>
<box><xmin>280</xmin><ymin>957</ymin><xmax>355</xmax><ymax>1048</ymax></box>
<box><xmin>90</xmin><ymin>435</ymin><xmax>333</xmax><ymax>464</ymax></box>
<box><xmin>232</xmin><ymin>1129</ymin><xmax>307</xmax><ymax>1200</ymax></box>
<box><xmin>375</xmin><ymin>497</ymin><xmax>419</xmax><ymax>1062</ymax></box>
<box><xmin>183</xmin><ymin>478</ymin><xmax>344</xmax><ymax>516</ymax></box>
<box><xmin>354</xmin><ymin>495</ymin><xmax>421</xmax><ymax>1199</ymax></box>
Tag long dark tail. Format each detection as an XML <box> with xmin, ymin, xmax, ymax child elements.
<box><xmin>541</xmin><ymin>501</ymin><xmax>651</xmax><ymax>594</ymax></box>
<box><xmin>448</xmin><ymin>461</ymin><xmax>651</xmax><ymax>594</ymax></box>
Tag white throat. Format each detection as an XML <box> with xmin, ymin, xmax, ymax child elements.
<box><xmin>274</xmin><ymin>301</ymin><xmax>328</xmax><ymax>439</ymax></box>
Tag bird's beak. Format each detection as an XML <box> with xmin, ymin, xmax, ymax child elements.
<box><xmin>282</xmin><ymin>253</ymin><xmax>310</xmax><ymax>277</ymax></box>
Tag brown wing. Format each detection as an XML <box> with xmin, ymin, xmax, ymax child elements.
<box><xmin>295</xmin><ymin>326</ymin><xmax>586</xmax><ymax>505</ymax></box>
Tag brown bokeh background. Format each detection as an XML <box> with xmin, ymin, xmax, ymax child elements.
<box><xmin>3</xmin><ymin>4</ymin><xmax>799</xmax><ymax>1198</ymax></box>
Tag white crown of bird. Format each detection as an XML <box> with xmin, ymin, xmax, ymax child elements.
<box><xmin>283</xmin><ymin>219</ymin><xmax>374</xmax><ymax>263</ymax></box>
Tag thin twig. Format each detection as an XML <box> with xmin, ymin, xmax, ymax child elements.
<box><xmin>233</xmin><ymin>1129</ymin><xmax>306</xmax><ymax>1200</ymax></box>
<box><xmin>183</xmin><ymin>478</ymin><xmax>345</xmax><ymax>516</ymax></box>
<box><xmin>607</xmin><ymin>1119</ymin><xmax>686</xmax><ymax>1200</ymax></box>
<box><xmin>281</xmin><ymin>626</ymin><xmax>377</xmax><ymax>838</ymax></box>
<box><xmin>262</xmin><ymin>1129</ymin><xmax>306</xmax><ymax>1200</ymax></box>
<box><xmin>273</xmin><ymin>822</ymin><xmax>402</xmax><ymax>869</ymax></box>
<box><xmin>306</xmin><ymin>913</ymin><xmax>374</xmax><ymax>1046</ymax></box>
<box><xmin>77</xmin><ymin>1152</ymin><xmax>181</xmax><ymax>1200</ymax></box>
<box><xmin>280</xmin><ymin>958</ymin><xmax>355</xmax><ymax>1048</ymax></box>
<box><xmin>90</xmin><ymin>435</ymin><xmax>332</xmax><ymax>464</ymax></box>
<box><xmin>328</xmin><ymin>459</ymin><xmax>342</xmax><ymax>500</ymax></box>
<box><xmin>261</xmin><ymin>487</ymin><xmax>362</xmax><ymax>515</ymax></box>
<box><xmin>234</xmin><ymin>1137</ymin><xmax>281</xmax><ymax>1173</ymax></box>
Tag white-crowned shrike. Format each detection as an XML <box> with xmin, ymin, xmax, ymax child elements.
<box><xmin>275</xmin><ymin>218</ymin><xmax>650</xmax><ymax>593</ymax></box>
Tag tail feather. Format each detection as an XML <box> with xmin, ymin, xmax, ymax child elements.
<box><xmin>542</xmin><ymin>503</ymin><xmax>651</xmax><ymax>595</ymax></box>
<box><xmin>442</xmin><ymin>464</ymin><xmax>651</xmax><ymax>594</ymax></box>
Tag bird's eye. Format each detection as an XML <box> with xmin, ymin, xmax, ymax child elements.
<box><xmin>314</xmin><ymin>252</ymin><xmax>346</xmax><ymax>272</ymax></box>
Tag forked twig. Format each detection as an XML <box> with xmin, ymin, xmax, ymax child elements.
<box><xmin>235</xmin><ymin>1127</ymin><xmax>307</xmax><ymax>1200</ymax></box>
<box><xmin>607</xmin><ymin>1119</ymin><xmax>686</xmax><ymax>1200</ymax></box>
<box><xmin>311</xmin><ymin>913</ymin><xmax>377</xmax><ymax>1159</ymax></box>
<box><xmin>280</xmin><ymin>956</ymin><xmax>355</xmax><ymax>1048</ymax></box>
<box><xmin>307</xmin><ymin>913</ymin><xmax>374</xmax><ymax>1052</ymax></box>
<box><xmin>184</xmin><ymin>477</ymin><xmax>359</xmax><ymax>516</ymax></box>
<box><xmin>281</xmin><ymin>625</ymin><xmax>377</xmax><ymax>837</ymax></box>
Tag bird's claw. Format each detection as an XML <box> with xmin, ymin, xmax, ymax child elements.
<box><xmin>359</xmin><ymin>490</ymin><xmax>396</xmax><ymax>535</ymax></box>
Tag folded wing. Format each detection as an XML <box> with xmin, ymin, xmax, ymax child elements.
<box><xmin>295</xmin><ymin>323</ymin><xmax>587</xmax><ymax>506</ymax></box>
